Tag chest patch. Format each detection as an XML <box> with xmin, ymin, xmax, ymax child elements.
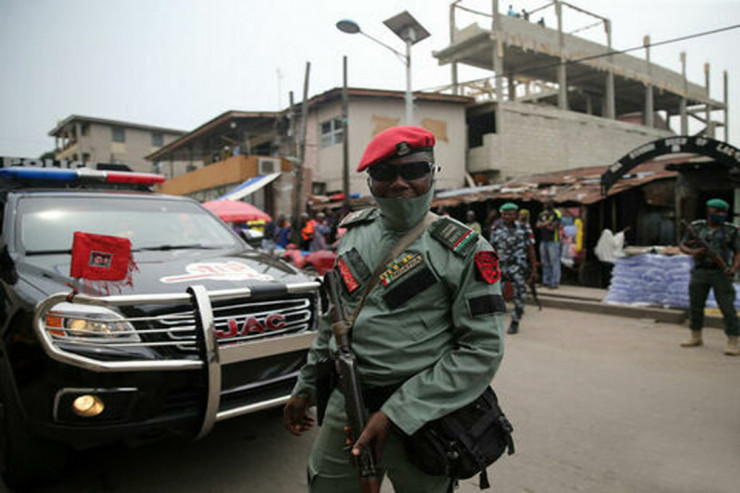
<box><xmin>344</xmin><ymin>248</ymin><xmax>371</xmax><ymax>282</ymax></box>
<box><xmin>336</xmin><ymin>257</ymin><xmax>360</xmax><ymax>294</ymax></box>
<box><xmin>380</xmin><ymin>253</ymin><xmax>423</xmax><ymax>287</ymax></box>
<box><xmin>383</xmin><ymin>265</ymin><xmax>437</xmax><ymax>310</ymax></box>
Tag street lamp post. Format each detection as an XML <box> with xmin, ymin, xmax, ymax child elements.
<box><xmin>336</xmin><ymin>11</ymin><xmax>429</xmax><ymax>125</ymax></box>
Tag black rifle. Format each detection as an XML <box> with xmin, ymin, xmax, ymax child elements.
<box><xmin>323</xmin><ymin>270</ymin><xmax>381</xmax><ymax>493</ymax></box>
<box><xmin>529</xmin><ymin>277</ymin><xmax>542</xmax><ymax>310</ymax></box>
<box><xmin>681</xmin><ymin>219</ymin><xmax>730</xmax><ymax>272</ymax></box>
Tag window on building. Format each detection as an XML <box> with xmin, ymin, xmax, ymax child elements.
<box><xmin>112</xmin><ymin>127</ymin><xmax>126</xmax><ymax>143</ymax></box>
<box><xmin>151</xmin><ymin>132</ymin><xmax>164</xmax><ymax>147</ymax></box>
<box><xmin>467</xmin><ymin>112</ymin><xmax>496</xmax><ymax>148</ymax></box>
<box><xmin>312</xmin><ymin>182</ymin><xmax>327</xmax><ymax>195</ymax></box>
<box><xmin>320</xmin><ymin>118</ymin><xmax>344</xmax><ymax>148</ymax></box>
<box><xmin>82</xmin><ymin>153</ymin><xmax>91</xmax><ymax>162</ymax></box>
<box><xmin>81</xmin><ymin>123</ymin><xmax>90</xmax><ymax>136</ymax></box>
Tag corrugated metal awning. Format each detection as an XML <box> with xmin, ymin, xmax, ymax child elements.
<box><xmin>216</xmin><ymin>172</ymin><xmax>281</xmax><ymax>201</ymax></box>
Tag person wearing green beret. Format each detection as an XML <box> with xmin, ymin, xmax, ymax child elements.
<box><xmin>679</xmin><ymin>198</ymin><xmax>740</xmax><ymax>356</ymax></box>
<box><xmin>490</xmin><ymin>202</ymin><xmax>537</xmax><ymax>334</ymax></box>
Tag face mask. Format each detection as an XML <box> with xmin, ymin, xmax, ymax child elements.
<box><xmin>372</xmin><ymin>185</ymin><xmax>434</xmax><ymax>232</ymax></box>
<box><xmin>709</xmin><ymin>213</ymin><xmax>727</xmax><ymax>224</ymax></box>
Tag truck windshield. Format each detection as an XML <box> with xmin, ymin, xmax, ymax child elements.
<box><xmin>17</xmin><ymin>196</ymin><xmax>241</xmax><ymax>254</ymax></box>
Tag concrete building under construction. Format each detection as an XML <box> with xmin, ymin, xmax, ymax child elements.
<box><xmin>433</xmin><ymin>0</ymin><xmax>729</xmax><ymax>183</ymax></box>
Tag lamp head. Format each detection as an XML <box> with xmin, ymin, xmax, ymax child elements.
<box><xmin>336</xmin><ymin>19</ymin><xmax>361</xmax><ymax>34</ymax></box>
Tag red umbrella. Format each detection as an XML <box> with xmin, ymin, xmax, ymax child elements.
<box><xmin>202</xmin><ymin>200</ymin><xmax>271</xmax><ymax>223</ymax></box>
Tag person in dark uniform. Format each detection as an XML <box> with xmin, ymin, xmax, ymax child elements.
<box><xmin>679</xmin><ymin>198</ymin><xmax>740</xmax><ymax>356</ymax></box>
<box><xmin>490</xmin><ymin>202</ymin><xmax>536</xmax><ymax>334</ymax></box>
<box><xmin>283</xmin><ymin>126</ymin><xmax>505</xmax><ymax>492</ymax></box>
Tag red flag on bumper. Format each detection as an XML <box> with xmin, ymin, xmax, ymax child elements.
<box><xmin>70</xmin><ymin>232</ymin><xmax>134</xmax><ymax>282</ymax></box>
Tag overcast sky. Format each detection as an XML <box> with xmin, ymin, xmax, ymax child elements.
<box><xmin>1</xmin><ymin>0</ymin><xmax>738</xmax><ymax>158</ymax></box>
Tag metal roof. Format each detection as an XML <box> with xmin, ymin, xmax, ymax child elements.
<box><xmin>49</xmin><ymin>115</ymin><xmax>187</xmax><ymax>137</ymax></box>
<box><xmin>431</xmin><ymin>158</ymin><xmax>689</xmax><ymax>207</ymax></box>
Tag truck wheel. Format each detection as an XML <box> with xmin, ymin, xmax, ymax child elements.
<box><xmin>0</xmin><ymin>390</ymin><xmax>70</xmax><ymax>490</ymax></box>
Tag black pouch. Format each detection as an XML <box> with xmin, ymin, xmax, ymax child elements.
<box><xmin>402</xmin><ymin>387</ymin><xmax>514</xmax><ymax>490</ymax></box>
<box><xmin>315</xmin><ymin>357</ymin><xmax>336</xmax><ymax>426</ymax></box>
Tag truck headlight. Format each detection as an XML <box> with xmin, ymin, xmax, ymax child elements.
<box><xmin>45</xmin><ymin>303</ymin><xmax>140</xmax><ymax>343</ymax></box>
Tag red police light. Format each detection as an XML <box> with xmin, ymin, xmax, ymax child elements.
<box><xmin>105</xmin><ymin>171</ymin><xmax>165</xmax><ymax>185</ymax></box>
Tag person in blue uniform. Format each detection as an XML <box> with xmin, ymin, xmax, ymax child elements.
<box><xmin>490</xmin><ymin>202</ymin><xmax>536</xmax><ymax>334</ymax></box>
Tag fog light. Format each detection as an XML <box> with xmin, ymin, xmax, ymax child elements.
<box><xmin>72</xmin><ymin>394</ymin><xmax>105</xmax><ymax>417</ymax></box>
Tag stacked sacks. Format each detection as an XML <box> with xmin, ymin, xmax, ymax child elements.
<box><xmin>604</xmin><ymin>254</ymin><xmax>692</xmax><ymax>308</ymax></box>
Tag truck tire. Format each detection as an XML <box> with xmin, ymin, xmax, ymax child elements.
<box><xmin>0</xmin><ymin>386</ymin><xmax>70</xmax><ymax>490</ymax></box>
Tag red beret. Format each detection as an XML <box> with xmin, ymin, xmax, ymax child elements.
<box><xmin>357</xmin><ymin>126</ymin><xmax>435</xmax><ymax>172</ymax></box>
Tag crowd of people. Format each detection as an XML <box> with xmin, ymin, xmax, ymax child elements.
<box><xmin>258</xmin><ymin>209</ymin><xmax>349</xmax><ymax>256</ymax></box>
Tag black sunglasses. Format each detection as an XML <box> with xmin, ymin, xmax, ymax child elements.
<box><xmin>368</xmin><ymin>161</ymin><xmax>435</xmax><ymax>182</ymax></box>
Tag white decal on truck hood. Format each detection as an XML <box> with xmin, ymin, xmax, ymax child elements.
<box><xmin>160</xmin><ymin>261</ymin><xmax>274</xmax><ymax>283</ymax></box>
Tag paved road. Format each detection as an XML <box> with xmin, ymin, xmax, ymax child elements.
<box><xmin>8</xmin><ymin>307</ymin><xmax>739</xmax><ymax>492</ymax></box>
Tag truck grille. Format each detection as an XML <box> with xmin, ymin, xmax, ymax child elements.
<box><xmin>160</xmin><ymin>295</ymin><xmax>313</xmax><ymax>351</ymax></box>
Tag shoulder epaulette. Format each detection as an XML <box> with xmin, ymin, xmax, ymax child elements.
<box><xmin>339</xmin><ymin>207</ymin><xmax>379</xmax><ymax>228</ymax></box>
<box><xmin>429</xmin><ymin>217</ymin><xmax>479</xmax><ymax>256</ymax></box>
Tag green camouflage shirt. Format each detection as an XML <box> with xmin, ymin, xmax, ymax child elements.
<box><xmin>682</xmin><ymin>219</ymin><xmax>740</xmax><ymax>269</ymax></box>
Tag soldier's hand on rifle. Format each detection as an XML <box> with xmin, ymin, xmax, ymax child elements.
<box><xmin>283</xmin><ymin>395</ymin><xmax>315</xmax><ymax>436</ymax></box>
<box><xmin>351</xmin><ymin>410</ymin><xmax>392</xmax><ymax>463</ymax></box>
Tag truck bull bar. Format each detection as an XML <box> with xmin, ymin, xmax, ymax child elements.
<box><xmin>33</xmin><ymin>281</ymin><xmax>320</xmax><ymax>439</ymax></box>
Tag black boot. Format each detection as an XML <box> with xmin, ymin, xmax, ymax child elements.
<box><xmin>507</xmin><ymin>321</ymin><xmax>519</xmax><ymax>334</ymax></box>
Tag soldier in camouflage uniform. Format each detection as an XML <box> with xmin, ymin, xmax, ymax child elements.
<box><xmin>679</xmin><ymin>198</ymin><xmax>740</xmax><ymax>356</ymax></box>
<box><xmin>284</xmin><ymin>126</ymin><xmax>505</xmax><ymax>492</ymax></box>
<box><xmin>489</xmin><ymin>202</ymin><xmax>537</xmax><ymax>334</ymax></box>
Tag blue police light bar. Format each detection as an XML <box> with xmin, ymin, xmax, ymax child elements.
<box><xmin>0</xmin><ymin>163</ymin><xmax>165</xmax><ymax>185</ymax></box>
<box><xmin>0</xmin><ymin>168</ymin><xmax>78</xmax><ymax>181</ymax></box>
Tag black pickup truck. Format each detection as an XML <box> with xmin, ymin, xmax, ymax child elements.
<box><xmin>0</xmin><ymin>159</ymin><xmax>320</xmax><ymax>489</ymax></box>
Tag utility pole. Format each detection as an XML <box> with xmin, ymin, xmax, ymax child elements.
<box><xmin>342</xmin><ymin>56</ymin><xmax>350</xmax><ymax>210</ymax></box>
<box><xmin>291</xmin><ymin>62</ymin><xmax>311</xmax><ymax>244</ymax></box>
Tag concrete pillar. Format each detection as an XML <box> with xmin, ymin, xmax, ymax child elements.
<box><xmin>555</xmin><ymin>0</ymin><xmax>567</xmax><ymax>110</ymax></box>
<box><xmin>450</xmin><ymin>2</ymin><xmax>459</xmax><ymax>95</ymax></box>
<box><xmin>450</xmin><ymin>65</ymin><xmax>459</xmax><ymax>94</ymax></box>
<box><xmin>585</xmin><ymin>94</ymin><xmax>593</xmax><ymax>115</ymax></box>
<box><xmin>605</xmin><ymin>74</ymin><xmax>615</xmax><ymax>119</ymax></box>
<box><xmin>724</xmin><ymin>70</ymin><xmax>729</xmax><ymax>142</ymax></box>
<box><xmin>680</xmin><ymin>52</ymin><xmax>688</xmax><ymax>135</ymax></box>
<box><xmin>75</xmin><ymin>122</ymin><xmax>84</xmax><ymax>162</ymax></box>
<box><xmin>508</xmin><ymin>75</ymin><xmax>516</xmax><ymax>101</ymax></box>
<box><xmin>643</xmin><ymin>36</ymin><xmax>654</xmax><ymax>127</ymax></box>
<box><xmin>603</xmin><ymin>20</ymin><xmax>615</xmax><ymax>119</ymax></box>
<box><xmin>705</xmin><ymin>62</ymin><xmax>714</xmax><ymax>138</ymax></box>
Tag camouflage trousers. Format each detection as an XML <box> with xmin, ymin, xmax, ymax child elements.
<box><xmin>503</xmin><ymin>267</ymin><xmax>527</xmax><ymax>322</ymax></box>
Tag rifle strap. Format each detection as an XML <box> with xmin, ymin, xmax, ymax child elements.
<box><xmin>348</xmin><ymin>212</ymin><xmax>438</xmax><ymax>330</ymax></box>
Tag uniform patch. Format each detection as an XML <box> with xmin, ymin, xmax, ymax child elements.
<box><xmin>380</xmin><ymin>253</ymin><xmax>423</xmax><ymax>287</ymax></box>
<box><xmin>383</xmin><ymin>266</ymin><xmax>436</xmax><ymax>309</ymax></box>
<box><xmin>344</xmin><ymin>248</ymin><xmax>371</xmax><ymax>282</ymax></box>
<box><xmin>339</xmin><ymin>208</ymin><xmax>379</xmax><ymax>228</ymax></box>
<box><xmin>467</xmin><ymin>294</ymin><xmax>507</xmax><ymax>317</ymax></box>
<box><xmin>475</xmin><ymin>251</ymin><xmax>501</xmax><ymax>284</ymax></box>
<box><xmin>337</xmin><ymin>257</ymin><xmax>360</xmax><ymax>294</ymax></box>
<box><xmin>430</xmin><ymin>218</ymin><xmax>478</xmax><ymax>257</ymax></box>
